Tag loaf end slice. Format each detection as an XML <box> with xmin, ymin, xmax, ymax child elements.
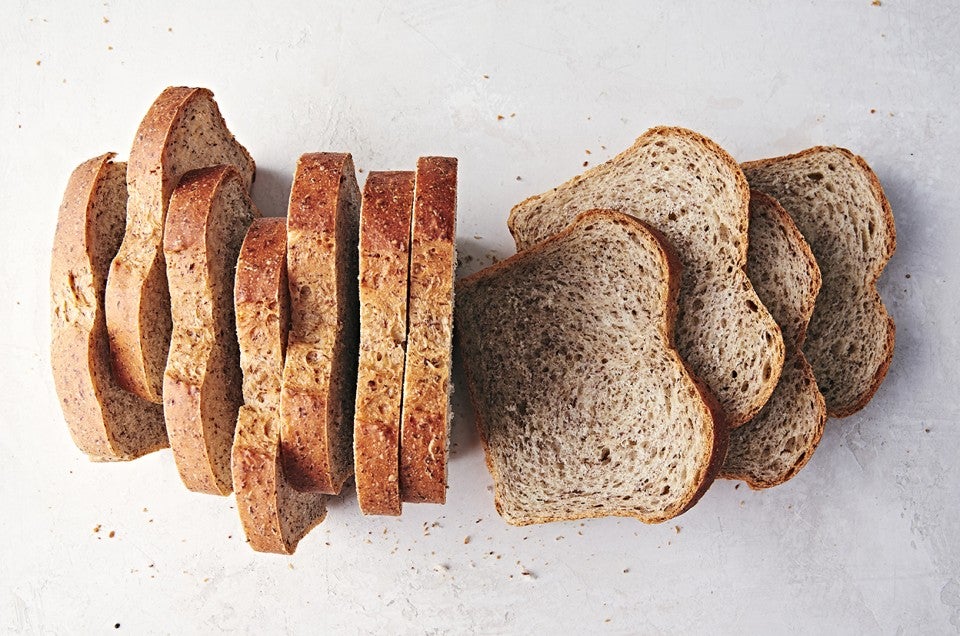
<box><xmin>232</xmin><ymin>218</ymin><xmax>325</xmax><ymax>554</ymax></box>
<box><xmin>400</xmin><ymin>156</ymin><xmax>458</xmax><ymax>504</ymax></box>
<box><xmin>508</xmin><ymin>127</ymin><xmax>784</xmax><ymax>427</ymax></box>
<box><xmin>353</xmin><ymin>171</ymin><xmax>415</xmax><ymax>516</ymax></box>
<box><xmin>722</xmin><ymin>192</ymin><xmax>827</xmax><ymax>488</ymax></box>
<box><xmin>106</xmin><ymin>86</ymin><xmax>256</xmax><ymax>403</ymax></box>
<box><xmin>163</xmin><ymin>165</ymin><xmax>260</xmax><ymax>495</ymax></box>
<box><xmin>743</xmin><ymin>147</ymin><xmax>896</xmax><ymax>417</ymax></box>
<box><xmin>280</xmin><ymin>153</ymin><xmax>361</xmax><ymax>494</ymax></box>
<box><xmin>457</xmin><ymin>209</ymin><xmax>725</xmax><ymax>525</ymax></box>
<box><xmin>51</xmin><ymin>154</ymin><xmax>167</xmax><ymax>460</ymax></box>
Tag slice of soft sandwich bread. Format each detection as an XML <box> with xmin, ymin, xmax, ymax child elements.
<box><xmin>457</xmin><ymin>209</ymin><xmax>726</xmax><ymax>525</ymax></box>
<box><xmin>743</xmin><ymin>147</ymin><xmax>896</xmax><ymax>417</ymax></box>
<box><xmin>509</xmin><ymin>127</ymin><xmax>784</xmax><ymax>428</ymax></box>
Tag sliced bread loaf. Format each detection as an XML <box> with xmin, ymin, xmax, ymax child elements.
<box><xmin>399</xmin><ymin>156</ymin><xmax>458</xmax><ymax>504</ymax></box>
<box><xmin>163</xmin><ymin>165</ymin><xmax>260</xmax><ymax>495</ymax></box>
<box><xmin>106</xmin><ymin>87</ymin><xmax>255</xmax><ymax>403</ymax></box>
<box><xmin>51</xmin><ymin>153</ymin><xmax>167</xmax><ymax>460</ymax></box>
<box><xmin>508</xmin><ymin>127</ymin><xmax>784</xmax><ymax>427</ymax></box>
<box><xmin>280</xmin><ymin>153</ymin><xmax>361</xmax><ymax>494</ymax></box>
<box><xmin>722</xmin><ymin>192</ymin><xmax>826</xmax><ymax>488</ymax></box>
<box><xmin>353</xmin><ymin>171</ymin><xmax>415</xmax><ymax>516</ymax></box>
<box><xmin>232</xmin><ymin>218</ymin><xmax>325</xmax><ymax>554</ymax></box>
<box><xmin>456</xmin><ymin>209</ymin><xmax>725</xmax><ymax>525</ymax></box>
<box><xmin>743</xmin><ymin>148</ymin><xmax>896</xmax><ymax>417</ymax></box>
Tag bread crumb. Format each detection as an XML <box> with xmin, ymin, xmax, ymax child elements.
<box><xmin>107</xmin><ymin>45</ymin><xmax>113</xmax><ymax>50</ymax></box>
<box><xmin>674</xmin><ymin>525</ymin><xmax>681</xmax><ymax>534</ymax></box>
<box><xmin>870</xmin><ymin>108</ymin><xmax>877</xmax><ymax>114</ymax></box>
<box><xmin>520</xmin><ymin>569</ymin><xmax>536</xmax><ymax>579</ymax></box>
<box><xmin>473</xmin><ymin>235</ymin><xmax>483</xmax><ymax>240</ymax></box>
<box><xmin>203</xmin><ymin>577</ymin><xmax>210</xmax><ymax>583</ymax></box>
<box><xmin>463</xmin><ymin>536</ymin><xmax>471</xmax><ymax>544</ymax></box>
<box><xmin>288</xmin><ymin>563</ymin><xmax>294</xmax><ymax>570</ymax></box>
<box><xmin>905</xmin><ymin>273</ymin><xmax>911</xmax><ymax>279</ymax></box>
<box><xmin>434</xmin><ymin>564</ymin><xmax>449</xmax><ymax>573</ymax></box>
<box><xmin>93</xmin><ymin>525</ymin><xmax>101</xmax><ymax>533</ymax></box>
<box><xmin>497</xmin><ymin>114</ymin><xmax>505</xmax><ymax>121</ymax></box>
<box><xmin>734</xmin><ymin>483</ymin><xmax>740</xmax><ymax>490</ymax></box>
<box><xmin>482</xmin><ymin>74</ymin><xmax>489</xmax><ymax>79</ymax></box>
<box><xmin>623</xmin><ymin>568</ymin><xmax>629</xmax><ymax>574</ymax></box>
<box><xmin>168</xmin><ymin>27</ymin><xmax>173</xmax><ymax>32</ymax></box>
<box><xmin>108</xmin><ymin>530</ymin><xmax>116</xmax><ymax>538</ymax></box>
<box><xmin>35</xmin><ymin>60</ymin><xmax>41</xmax><ymax>66</ymax></box>
<box><xmin>585</xmin><ymin>149</ymin><xmax>591</xmax><ymax>155</ymax></box>
<box><xmin>103</xmin><ymin>16</ymin><xmax>109</xmax><ymax>23</ymax></box>
<box><xmin>739</xmin><ymin>500</ymin><xmax>745</xmax><ymax>508</ymax></box>
<box><xmin>510</xmin><ymin>113</ymin><xmax>516</xmax><ymax>118</ymax></box>
<box><xmin>583</xmin><ymin>161</ymin><xmax>589</xmax><ymax>167</ymax></box>
<box><xmin>601</xmin><ymin>145</ymin><xmax>607</xmax><ymax>150</ymax></box>
<box><xmin>516</xmin><ymin>176</ymin><xmax>522</xmax><ymax>181</ymax></box>
<box><xmin>872</xmin><ymin>0</ymin><xmax>881</xmax><ymax>5</ymax></box>
<box><xmin>114</xmin><ymin>623</ymin><xmax>120</xmax><ymax>629</ymax></box>
<box><xmin>555</xmin><ymin>535</ymin><xmax>564</xmax><ymax>541</ymax></box>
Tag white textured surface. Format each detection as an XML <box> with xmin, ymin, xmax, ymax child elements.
<box><xmin>2</xmin><ymin>1</ymin><xmax>958</xmax><ymax>633</ymax></box>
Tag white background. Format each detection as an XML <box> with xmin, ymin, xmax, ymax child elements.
<box><xmin>2</xmin><ymin>1</ymin><xmax>958</xmax><ymax>633</ymax></box>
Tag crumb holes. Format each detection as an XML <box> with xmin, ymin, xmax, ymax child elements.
<box><xmin>731</xmin><ymin>370</ymin><xmax>738</xmax><ymax>378</ymax></box>
<box><xmin>828</xmin><ymin>163</ymin><xmax>837</xmax><ymax>171</ymax></box>
<box><xmin>745</xmin><ymin>299</ymin><xmax>758</xmax><ymax>312</ymax></box>
<box><xmin>599</xmin><ymin>448</ymin><xmax>611</xmax><ymax>464</ymax></box>
<box><xmin>868</xmin><ymin>220</ymin><xmax>876</xmax><ymax>236</ymax></box>
<box><xmin>740</xmin><ymin>380</ymin><xmax>750</xmax><ymax>392</ymax></box>
<box><xmin>667</xmin><ymin>212</ymin><xmax>678</xmax><ymax>222</ymax></box>
<box><xmin>660</xmin><ymin>485</ymin><xmax>671</xmax><ymax>496</ymax></box>
<box><xmin>762</xmin><ymin>363</ymin><xmax>772</xmax><ymax>380</ymax></box>
<box><xmin>300</xmin><ymin>285</ymin><xmax>312</xmax><ymax>300</ymax></box>
<box><xmin>806</xmin><ymin>172</ymin><xmax>824</xmax><ymax>182</ymax></box>
<box><xmin>306</xmin><ymin>351</ymin><xmax>320</xmax><ymax>365</ymax></box>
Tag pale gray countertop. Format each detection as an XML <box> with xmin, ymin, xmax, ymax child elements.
<box><xmin>2</xmin><ymin>1</ymin><xmax>958</xmax><ymax>633</ymax></box>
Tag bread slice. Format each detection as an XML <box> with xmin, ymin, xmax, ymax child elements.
<box><xmin>353</xmin><ymin>171</ymin><xmax>415</xmax><ymax>516</ymax></box>
<box><xmin>51</xmin><ymin>154</ymin><xmax>167</xmax><ymax>461</ymax></box>
<box><xmin>743</xmin><ymin>148</ymin><xmax>896</xmax><ymax>417</ymax></box>
<box><xmin>232</xmin><ymin>218</ymin><xmax>325</xmax><ymax>554</ymax></box>
<box><xmin>399</xmin><ymin>157</ymin><xmax>458</xmax><ymax>504</ymax></box>
<box><xmin>106</xmin><ymin>87</ymin><xmax>256</xmax><ymax>403</ymax></box>
<box><xmin>456</xmin><ymin>209</ymin><xmax>726</xmax><ymax>525</ymax></box>
<box><xmin>280</xmin><ymin>153</ymin><xmax>361</xmax><ymax>494</ymax></box>
<box><xmin>508</xmin><ymin>127</ymin><xmax>784</xmax><ymax>427</ymax></box>
<box><xmin>721</xmin><ymin>192</ymin><xmax>826</xmax><ymax>488</ymax></box>
<box><xmin>163</xmin><ymin>165</ymin><xmax>260</xmax><ymax>495</ymax></box>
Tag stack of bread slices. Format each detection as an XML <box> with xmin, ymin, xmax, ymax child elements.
<box><xmin>457</xmin><ymin>127</ymin><xmax>895</xmax><ymax>525</ymax></box>
<box><xmin>50</xmin><ymin>87</ymin><xmax>457</xmax><ymax>554</ymax></box>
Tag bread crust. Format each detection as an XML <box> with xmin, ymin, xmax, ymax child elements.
<box><xmin>507</xmin><ymin>126</ymin><xmax>785</xmax><ymax>428</ymax></box>
<box><xmin>399</xmin><ymin>157</ymin><xmax>458</xmax><ymax>504</ymax></box>
<box><xmin>353</xmin><ymin>171</ymin><xmax>415</xmax><ymax>516</ymax></box>
<box><xmin>721</xmin><ymin>192</ymin><xmax>827</xmax><ymax>489</ymax></box>
<box><xmin>742</xmin><ymin>147</ymin><xmax>896</xmax><ymax>417</ymax></box>
<box><xmin>51</xmin><ymin>153</ymin><xmax>167</xmax><ymax>460</ymax></box>
<box><xmin>280</xmin><ymin>153</ymin><xmax>360</xmax><ymax>494</ymax></box>
<box><xmin>232</xmin><ymin>218</ymin><xmax>325</xmax><ymax>553</ymax></box>
<box><xmin>163</xmin><ymin>165</ymin><xmax>258</xmax><ymax>495</ymax></box>
<box><xmin>458</xmin><ymin>209</ymin><xmax>727</xmax><ymax>525</ymax></box>
<box><xmin>106</xmin><ymin>87</ymin><xmax>255</xmax><ymax>403</ymax></box>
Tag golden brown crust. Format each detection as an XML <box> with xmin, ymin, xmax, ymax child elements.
<box><xmin>742</xmin><ymin>148</ymin><xmax>896</xmax><ymax>417</ymax></box>
<box><xmin>163</xmin><ymin>165</ymin><xmax>256</xmax><ymax>495</ymax></box>
<box><xmin>51</xmin><ymin>154</ymin><xmax>168</xmax><ymax>461</ymax></box>
<box><xmin>399</xmin><ymin>157</ymin><xmax>458</xmax><ymax>504</ymax></box>
<box><xmin>232</xmin><ymin>218</ymin><xmax>325</xmax><ymax>553</ymax></box>
<box><xmin>106</xmin><ymin>86</ymin><xmax>255</xmax><ymax>403</ymax></box>
<box><xmin>458</xmin><ymin>209</ymin><xmax>726</xmax><ymax>525</ymax></box>
<box><xmin>353</xmin><ymin>171</ymin><xmax>415</xmax><ymax>516</ymax></box>
<box><xmin>280</xmin><ymin>153</ymin><xmax>360</xmax><ymax>494</ymax></box>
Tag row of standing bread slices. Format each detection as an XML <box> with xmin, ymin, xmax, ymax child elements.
<box><xmin>50</xmin><ymin>87</ymin><xmax>457</xmax><ymax>553</ymax></box>
<box><xmin>454</xmin><ymin>127</ymin><xmax>895</xmax><ymax>525</ymax></box>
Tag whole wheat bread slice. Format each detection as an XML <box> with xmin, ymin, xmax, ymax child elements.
<box><xmin>456</xmin><ymin>209</ymin><xmax>725</xmax><ymax>526</ymax></box>
<box><xmin>51</xmin><ymin>154</ymin><xmax>167</xmax><ymax>461</ymax></box>
<box><xmin>163</xmin><ymin>165</ymin><xmax>260</xmax><ymax>495</ymax></box>
<box><xmin>280</xmin><ymin>153</ymin><xmax>361</xmax><ymax>494</ymax></box>
<box><xmin>722</xmin><ymin>192</ymin><xmax>826</xmax><ymax>488</ymax></box>
<box><xmin>106</xmin><ymin>87</ymin><xmax>255</xmax><ymax>403</ymax></box>
<box><xmin>743</xmin><ymin>148</ymin><xmax>896</xmax><ymax>417</ymax></box>
<box><xmin>353</xmin><ymin>171</ymin><xmax>415</xmax><ymax>516</ymax></box>
<box><xmin>232</xmin><ymin>218</ymin><xmax>325</xmax><ymax>554</ymax></box>
<box><xmin>399</xmin><ymin>156</ymin><xmax>458</xmax><ymax>504</ymax></box>
<box><xmin>508</xmin><ymin>127</ymin><xmax>784</xmax><ymax>427</ymax></box>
